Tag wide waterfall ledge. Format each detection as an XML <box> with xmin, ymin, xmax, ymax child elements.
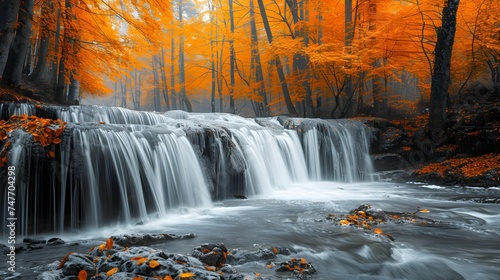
<box><xmin>0</xmin><ymin>103</ymin><xmax>375</xmax><ymax>235</ymax></box>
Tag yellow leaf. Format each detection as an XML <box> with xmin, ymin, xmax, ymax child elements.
<box><xmin>149</xmin><ymin>260</ymin><xmax>160</xmax><ymax>268</ymax></box>
<box><xmin>178</xmin><ymin>272</ymin><xmax>195</xmax><ymax>279</ymax></box>
<box><xmin>98</xmin><ymin>244</ymin><xmax>105</xmax><ymax>251</ymax></box>
<box><xmin>300</xmin><ymin>258</ymin><xmax>306</xmax><ymax>264</ymax></box>
<box><xmin>136</xmin><ymin>257</ymin><xmax>148</xmax><ymax>265</ymax></box>
<box><xmin>339</xmin><ymin>219</ymin><xmax>350</xmax><ymax>226</ymax></box>
<box><xmin>106</xmin><ymin>267</ymin><xmax>118</xmax><ymax>277</ymax></box>
<box><xmin>374</xmin><ymin>228</ymin><xmax>383</xmax><ymax>235</ymax></box>
<box><xmin>419</xmin><ymin>209</ymin><xmax>430</xmax><ymax>213</ymax></box>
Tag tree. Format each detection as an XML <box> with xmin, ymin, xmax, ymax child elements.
<box><xmin>0</xmin><ymin>0</ymin><xmax>21</xmax><ymax>74</ymax></box>
<box><xmin>429</xmin><ymin>0</ymin><xmax>460</xmax><ymax>132</ymax></box>
<box><xmin>257</xmin><ymin>0</ymin><xmax>297</xmax><ymax>116</ymax></box>
<box><xmin>2</xmin><ymin>0</ymin><xmax>34</xmax><ymax>87</ymax></box>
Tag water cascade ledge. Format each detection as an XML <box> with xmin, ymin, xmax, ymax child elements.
<box><xmin>0</xmin><ymin>103</ymin><xmax>374</xmax><ymax>235</ymax></box>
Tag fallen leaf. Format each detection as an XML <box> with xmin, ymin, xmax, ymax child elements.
<box><xmin>105</xmin><ymin>238</ymin><xmax>113</xmax><ymax>250</ymax></box>
<box><xmin>106</xmin><ymin>267</ymin><xmax>118</xmax><ymax>277</ymax></box>
<box><xmin>149</xmin><ymin>260</ymin><xmax>160</xmax><ymax>268</ymax></box>
<box><xmin>78</xmin><ymin>270</ymin><xmax>87</xmax><ymax>280</ymax></box>
<box><xmin>374</xmin><ymin>228</ymin><xmax>383</xmax><ymax>235</ymax></box>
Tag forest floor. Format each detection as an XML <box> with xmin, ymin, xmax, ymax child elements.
<box><xmin>1</xmin><ymin>82</ymin><xmax>499</xmax><ymax>187</ymax></box>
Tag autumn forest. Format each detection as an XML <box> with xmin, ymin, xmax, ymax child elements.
<box><xmin>0</xmin><ymin>0</ymin><xmax>499</xmax><ymax>119</ymax></box>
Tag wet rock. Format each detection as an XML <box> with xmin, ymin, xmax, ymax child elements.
<box><xmin>23</xmin><ymin>237</ymin><xmax>47</xmax><ymax>244</ymax></box>
<box><xmin>191</xmin><ymin>243</ymin><xmax>228</xmax><ymax>267</ymax></box>
<box><xmin>35</xmin><ymin>270</ymin><xmax>64</xmax><ymax>280</ymax></box>
<box><xmin>60</xmin><ymin>253</ymin><xmax>95</xmax><ymax>276</ymax></box>
<box><xmin>47</xmin><ymin>237</ymin><xmax>65</xmax><ymax>246</ymax></box>
<box><xmin>111</xmin><ymin>233</ymin><xmax>195</xmax><ymax>247</ymax></box>
<box><xmin>275</xmin><ymin>258</ymin><xmax>316</xmax><ymax>278</ymax></box>
<box><xmin>226</xmin><ymin>248</ymin><xmax>276</xmax><ymax>264</ymax></box>
<box><xmin>372</xmin><ymin>153</ymin><xmax>406</xmax><ymax>172</ymax></box>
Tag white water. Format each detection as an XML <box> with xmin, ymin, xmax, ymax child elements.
<box><xmin>1</xmin><ymin>104</ymin><xmax>374</xmax><ymax>236</ymax></box>
<box><xmin>2</xmin><ymin>182</ymin><xmax>499</xmax><ymax>279</ymax></box>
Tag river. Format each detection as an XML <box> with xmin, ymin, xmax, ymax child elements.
<box><xmin>2</xmin><ymin>181</ymin><xmax>499</xmax><ymax>279</ymax></box>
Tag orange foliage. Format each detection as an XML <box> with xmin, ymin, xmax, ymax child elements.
<box><xmin>416</xmin><ymin>153</ymin><xmax>500</xmax><ymax>178</ymax></box>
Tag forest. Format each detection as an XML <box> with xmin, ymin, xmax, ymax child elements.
<box><xmin>0</xmin><ymin>0</ymin><xmax>498</xmax><ymax>119</ymax></box>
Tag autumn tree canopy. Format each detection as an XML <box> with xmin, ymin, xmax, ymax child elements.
<box><xmin>0</xmin><ymin>0</ymin><xmax>499</xmax><ymax>117</ymax></box>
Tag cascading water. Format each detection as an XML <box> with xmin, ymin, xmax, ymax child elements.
<box><xmin>0</xmin><ymin>103</ymin><xmax>375</xmax><ymax>235</ymax></box>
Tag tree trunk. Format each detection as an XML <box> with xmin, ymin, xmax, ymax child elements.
<box><xmin>51</xmin><ymin>7</ymin><xmax>61</xmax><ymax>88</ymax></box>
<box><xmin>29</xmin><ymin>34</ymin><xmax>49</xmax><ymax>82</ymax></box>
<box><xmin>287</xmin><ymin>0</ymin><xmax>313</xmax><ymax>117</ymax></box>
<box><xmin>257</xmin><ymin>0</ymin><xmax>297</xmax><ymax>116</ymax></box>
<box><xmin>429</xmin><ymin>0</ymin><xmax>460</xmax><ymax>132</ymax></box>
<box><xmin>178</xmin><ymin>0</ymin><xmax>192</xmax><ymax>112</ymax></box>
<box><xmin>67</xmin><ymin>72</ymin><xmax>79</xmax><ymax>103</ymax></box>
<box><xmin>2</xmin><ymin>0</ymin><xmax>35</xmax><ymax>87</ymax></box>
<box><xmin>228</xmin><ymin>0</ymin><xmax>236</xmax><ymax>113</ymax></box>
<box><xmin>250</xmin><ymin>0</ymin><xmax>269</xmax><ymax>116</ymax></box>
<box><xmin>0</xmin><ymin>0</ymin><xmax>21</xmax><ymax>75</ymax></box>
<box><xmin>170</xmin><ymin>34</ymin><xmax>178</xmax><ymax>110</ymax></box>
<box><xmin>120</xmin><ymin>79</ymin><xmax>127</xmax><ymax>108</ymax></box>
<box><xmin>159</xmin><ymin>48</ymin><xmax>170</xmax><ymax>111</ymax></box>
<box><xmin>152</xmin><ymin>55</ymin><xmax>162</xmax><ymax>111</ymax></box>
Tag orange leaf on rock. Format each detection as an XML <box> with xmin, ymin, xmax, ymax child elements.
<box><xmin>78</xmin><ymin>270</ymin><xmax>87</xmax><ymax>280</ymax></box>
<box><xmin>106</xmin><ymin>267</ymin><xmax>118</xmax><ymax>277</ymax></box>
<box><xmin>149</xmin><ymin>260</ymin><xmax>160</xmax><ymax>268</ymax></box>
<box><xmin>105</xmin><ymin>238</ymin><xmax>113</xmax><ymax>250</ymax></box>
<box><xmin>178</xmin><ymin>272</ymin><xmax>195</xmax><ymax>279</ymax></box>
<box><xmin>374</xmin><ymin>228</ymin><xmax>383</xmax><ymax>235</ymax></box>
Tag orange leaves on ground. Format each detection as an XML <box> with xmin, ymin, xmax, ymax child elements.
<box><xmin>78</xmin><ymin>270</ymin><xmax>87</xmax><ymax>280</ymax></box>
<box><xmin>0</xmin><ymin>114</ymin><xmax>66</xmax><ymax>166</ymax></box>
<box><xmin>106</xmin><ymin>267</ymin><xmax>118</xmax><ymax>277</ymax></box>
<box><xmin>149</xmin><ymin>260</ymin><xmax>160</xmax><ymax>268</ymax></box>
<box><xmin>373</xmin><ymin>228</ymin><xmax>383</xmax><ymax>235</ymax></box>
<box><xmin>415</xmin><ymin>153</ymin><xmax>500</xmax><ymax>178</ymax></box>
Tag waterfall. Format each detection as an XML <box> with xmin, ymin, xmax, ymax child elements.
<box><xmin>0</xmin><ymin>103</ymin><xmax>375</xmax><ymax>235</ymax></box>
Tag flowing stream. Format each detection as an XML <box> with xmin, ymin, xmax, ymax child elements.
<box><xmin>0</xmin><ymin>104</ymin><xmax>499</xmax><ymax>279</ymax></box>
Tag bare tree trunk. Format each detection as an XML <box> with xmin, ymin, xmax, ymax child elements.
<box><xmin>257</xmin><ymin>0</ymin><xmax>297</xmax><ymax>116</ymax></box>
<box><xmin>170</xmin><ymin>34</ymin><xmax>178</xmax><ymax>110</ymax></box>
<box><xmin>159</xmin><ymin>48</ymin><xmax>170</xmax><ymax>110</ymax></box>
<box><xmin>0</xmin><ymin>0</ymin><xmax>21</xmax><ymax>75</ymax></box>
<box><xmin>250</xmin><ymin>0</ymin><xmax>269</xmax><ymax>116</ymax></box>
<box><xmin>2</xmin><ymin>0</ymin><xmax>35</xmax><ymax>87</ymax></box>
<box><xmin>429</xmin><ymin>0</ymin><xmax>460</xmax><ymax>132</ymax></box>
<box><xmin>51</xmin><ymin>7</ymin><xmax>61</xmax><ymax>88</ymax></box>
<box><xmin>178</xmin><ymin>0</ymin><xmax>192</xmax><ymax>112</ymax></box>
<box><xmin>228</xmin><ymin>0</ymin><xmax>236</xmax><ymax>113</ymax></box>
<box><xmin>120</xmin><ymin>79</ymin><xmax>127</xmax><ymax>108</ymax></box>
<box><xmin>152</xmin><ymin>55</ymin><xmax>162</xmax><ymax>111</ymax></box>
